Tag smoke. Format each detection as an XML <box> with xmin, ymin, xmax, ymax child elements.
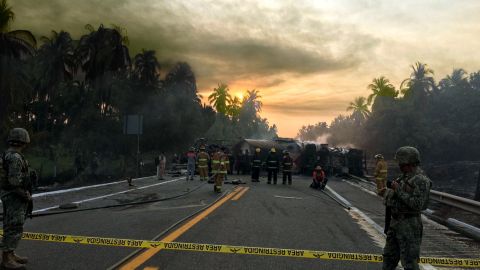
<box><xmin>315</xmin><ymin>133</ymin><xmax>331</xmax><ymax>144</ymax></box>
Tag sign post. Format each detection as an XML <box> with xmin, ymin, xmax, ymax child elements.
<box><xmin>123</xmin><ymin>115</ymin><xmax>143</xmax><ymax>177</ymax></box>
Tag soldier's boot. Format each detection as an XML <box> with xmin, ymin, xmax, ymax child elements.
<box><xmin>1</xmin><ymin>252</ymin><xmax>26</xmax><ymax>270</ymax></box>
<box><xmin>11</xmin><ymin>253</ymin><xmax>28</xmax><ymax>265</ymax></box>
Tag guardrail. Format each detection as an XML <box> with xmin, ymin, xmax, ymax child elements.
<box><xmin>429</xmin><ymin>190</ymin><xmax>480</xmax><ymax>215</ymax></box>
<box><xmin>349</xmin><ymin>174</ymin><xmax>480</xmax><ymax>215</ymax></box>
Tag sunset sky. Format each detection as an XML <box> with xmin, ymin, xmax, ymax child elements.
<box><xmin>11</xmin><ymin>0</ymin><xmax>480</xmax><ymax>137</ymax></box>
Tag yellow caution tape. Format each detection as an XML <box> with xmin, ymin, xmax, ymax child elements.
<box><xmin>1</xmin><ymin>231</ymin><xmax>479</xmax><ymax>267</ymax></box>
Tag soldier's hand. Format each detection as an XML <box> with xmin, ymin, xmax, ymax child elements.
<box><xmin>391</xmin><ymin>181</ymin><xmax>399</xmax><ymax>191</ymax></box>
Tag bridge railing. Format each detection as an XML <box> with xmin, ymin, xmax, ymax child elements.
<box><xmin>429</xmin><ymin>190</ymin><xmax>480</xmax><ymax>215</ymax></box>
<box><xmin>350</xmin><ymin>174</ymin><xmax>480</xmax><ymax>215</ymax></box>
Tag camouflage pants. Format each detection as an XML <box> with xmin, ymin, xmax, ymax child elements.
<box><xmin>383</xmin><ymin>217</ymin><xmax>423</xmax><ymax>270</ymax></box>
<box><xmin>1</xmin><ymin>194</ymin><xmax>28</xmax><ymax>251</ymax></box>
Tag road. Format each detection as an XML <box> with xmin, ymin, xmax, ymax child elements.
<box><xmin>3</xmin><ymin>174</ymin><xmax>479</xmax><ymax>269</ymax></box>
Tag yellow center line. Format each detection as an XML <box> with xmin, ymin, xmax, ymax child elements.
<box><xmin>143</xmin><ymin>267</ymin><xmax>159</xmax><ymax>270</ymax></box>
<box><xmin>231</xmin><ymin>187</ymin><xmax>249</xmax><ymax>201</ymax></box>
<box><xmin>119</xmin><ymin>187</ymin><xmax>243</xmax><ymax>270</ymax></box>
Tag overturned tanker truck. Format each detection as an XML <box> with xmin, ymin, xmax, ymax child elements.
<box><xmin>232</xmin><ymin>138</ymin><xmax>365</xmax><ymax>177</ymax></box>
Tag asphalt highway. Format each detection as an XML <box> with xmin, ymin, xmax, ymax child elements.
<box><xmin>3</xmin><ymin>174</ymin><xmax>479</xmax><ymax>269</ymax></box>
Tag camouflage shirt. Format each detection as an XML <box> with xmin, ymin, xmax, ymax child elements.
<box><xmin>1</xmin><ymin>149</ymin><xmax>29</xmax><ymax>196</ymax></box>
<box><xmin>385</xmin><ymin>167</ymin><xmax>432</xmax><ymax>218</ymax></box>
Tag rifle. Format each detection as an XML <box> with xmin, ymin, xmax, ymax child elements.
<box><xmin>384</xmin><ymin>179</ymin><xmax>395</xmax><ymax>234</ymax></box>
<box><xmin>25</xmin><ymin>170</ymin><xmax>37</xmax><ymax>219</ymax></box>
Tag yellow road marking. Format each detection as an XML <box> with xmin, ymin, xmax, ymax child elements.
<box><xmin>119</xmin><ymin>187</ymin><xmax>242</xmax><ymax>270</ymax></box>
<box><xmin>143</xmin><ymin>267</ymin><xmax>158</xmax><ymax>270</ymax></box>
<box><xmin>231</xmin><ymin>187</ymin><xmax>249</xmax><ymax>201</ymax></box>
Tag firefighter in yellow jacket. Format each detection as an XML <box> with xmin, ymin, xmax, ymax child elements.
<box><xmin>197</xmin><ymin>146</ymin><xmax>210</xmax><ymax>181</ymax></box>
<box><xmin>210</xmin><ymin>147</ymin><xmax>220</xmax><ymax>184</ymax></box>
<box><xmin>214</xmin><ymin>147</ymin><xmax>228</xmax><ymax>193</ymax></box>
<box><xmin>374</xmin><ymin>154</ymin><xmax>388</xmax><ymax>196</ymax></box>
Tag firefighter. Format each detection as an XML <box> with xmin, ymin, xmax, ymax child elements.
<box><xmin>197</xmin><ymin>146</ymin><xmax>210</xmax><ymax>181</ymax></box>
<box><xmin>210</xmin><ymin>146</ymin><xmax>220</xmax><ymax>184</ymax></box>
<box><xmin>251</xmin><ymin>148</ymin><xmax>262</xmax><ymax>182</ymax></box>
<box><xmin>282</xmin><ymin>151</ymin><xmax>293</xmax><ymax>185</ymax></box>
<box><xmin>374</xmin><ymin>154</ymin><xmax>388</xmax><ymax>196</ymax></box>
<box><xmin>266</xmin><ymin>148</ymin><xmax>279</xmax><ymax>184</ymax></box>
<box><xmin>214</xmin><ymin>147</ymin><xmax>228</xmax><ymax>193</ymax></box>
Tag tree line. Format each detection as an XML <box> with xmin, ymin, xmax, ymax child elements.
<box><xmin>0</xmin><ymin>0</ymin><xmax>276</xmax><ymax>180</ymax></box>
<box><xmin>297</xmin><ymin>62</ymin><xmax>480</xmax><ymax>162</ymax></box>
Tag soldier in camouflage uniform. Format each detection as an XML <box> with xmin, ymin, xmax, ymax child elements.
<box><xmin>383</xmin><ymin>146</ymin><xmax>432</xmax><ymax>270</ymax></box>
<box><xmin>0</xmin><ymin>128</ymin><xmax>32</xmax><ymax>270</ymax></box>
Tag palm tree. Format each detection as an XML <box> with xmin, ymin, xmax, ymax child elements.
<box><xmin>439</xmin><ymin>69</ymin><xmax>468</xmax><ymax>91</ymax></box>
<box><xmin>469</xmin><ymin>71</ymin><xmax>480</xmax><ymax>91</ymax></box>
<box><xmin>133</xmin><ymin>49</ymin><xmax>160</xmax><ymax>86</ymax></box>
<box><xmin>0</xmin><ymin>0</ymin><xmax>37</xmax><ymax>128</ymax></box>
<box><xmin>163</xmin><ymin>62</ymin><xmax>199</xmax><ymax>102</ymax></box>
<box><xmin>367</xmin><ymin>76</ymin><xmax>397</xmax><ymax>105</ymax></box>
<box><xmin>29</xmin><ymin>30</ymin><xmax>76</xmax><ymax>131</ymax></box>
<box><xmin>347</xmin><ymin>96</ymin><xmax>370</xmax><ymax>122</ymax></box>
<box><xmin>243</xmin><ymin>89</ymin><xmax>263</xmax><ymax>112</ymax></box>
<box><xmin>77</xmin><ymin>24</ymin><xmax>131</xmax><ymax>110</ymax></box>
<box><xmin>0</xmin><ymin>0</ymin><xmax>36</xmax><ymax>58</ymax></box>
<box><xmin>35</xmin><ymin>30</ymin><xmax>76</xmax><ymax>97</ymax></box>
<box><xmin>227</xmin><ymin>96</ymin><xmax>241</xmax><ymax>119</ymax></box>
<box><xmin>400</xmin><ymin>62</ymin><xmax>436</xmax><ymax>97</ymax></box>
<box><xmin>208</xmin><ymin>83</ymin><xmax>231</xmax><ymax>115</ymax></box>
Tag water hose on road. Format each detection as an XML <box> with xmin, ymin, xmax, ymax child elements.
<box><xmin>290</xmin><ymin>186</ymin><xmax>351</xmax><ymax>210</ymax></box>
<box><xmin>106</xmin><ymin>188</ymin><xmax>237</xmax><ymax>270</ymax></box>
<box><xmin>0</xmin><ymin>182</ymin><xmax>209</xmax><ymax>219</ymax></box>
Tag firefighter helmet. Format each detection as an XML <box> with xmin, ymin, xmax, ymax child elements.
<box><xmin>374</xmin><ymin>154</ymin><xmax>384</xmax><ymax>159</ymax></box>
<box><xmin>394</xmin><ymin>146</ymin><xmax>420</xmax><ymax>165</ymax></box>
<box><xmin>255</xmin><ymin>148</ymin><xmax>261</xmax><ymax>153</ymax></box>
<box><xmin>7</xmin><ymin>128</ymin><xmax>30</xmax><ymax>145</ymax></box>
<box><xmin>270</xmin><ymin>148</ymin><xmax>276</xmax><ymax>153</ymax></box>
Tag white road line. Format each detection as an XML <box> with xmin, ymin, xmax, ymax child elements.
<box><xmin>33</xmin><ymin>177</ymin><xmax>184</xmax><ymax>213</ymax></box>
<box><xmin>274</xmin><ymin>195</ymin><xmax>303</xmax><ymax>200</ymax></box>
<box><xmin>32</xmin><ymin>175</ymin><xmax>156</xmax><ymax>198</ymax></box>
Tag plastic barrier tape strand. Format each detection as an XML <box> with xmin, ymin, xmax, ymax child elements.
<box><xmin>1</xmin><ymin>231</ymin><xmax>478</xmax><ymax>267</ymax></box>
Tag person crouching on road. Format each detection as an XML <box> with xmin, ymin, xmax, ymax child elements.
<box><xmin>186</xmin><ymin>147</ymin><xmax>196</xmax><ymax>181</ymax></box>
<box><xmin>282</xmin><ymin>151</ymin><xmax>293</xmax><ymax>185</ymax></box>
<box><xmin>1</xmin><ymin>128</ymin><xmax>32</xmax><ymax>270</ymax></box>
<box><xmin>310</xmin><ymin>165</ymin><xmax>327</xmax><ymax>190</ymax></box>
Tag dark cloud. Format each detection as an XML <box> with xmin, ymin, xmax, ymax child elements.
<box><xmin>11</xmin><ymin>0</ymin><xmax>378</xmax><ymax>91</ymax></box>
<box><xmin>264</xmin><ymin>97</ymin><xmax>350</xmax><ymax>114</ymax></box>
